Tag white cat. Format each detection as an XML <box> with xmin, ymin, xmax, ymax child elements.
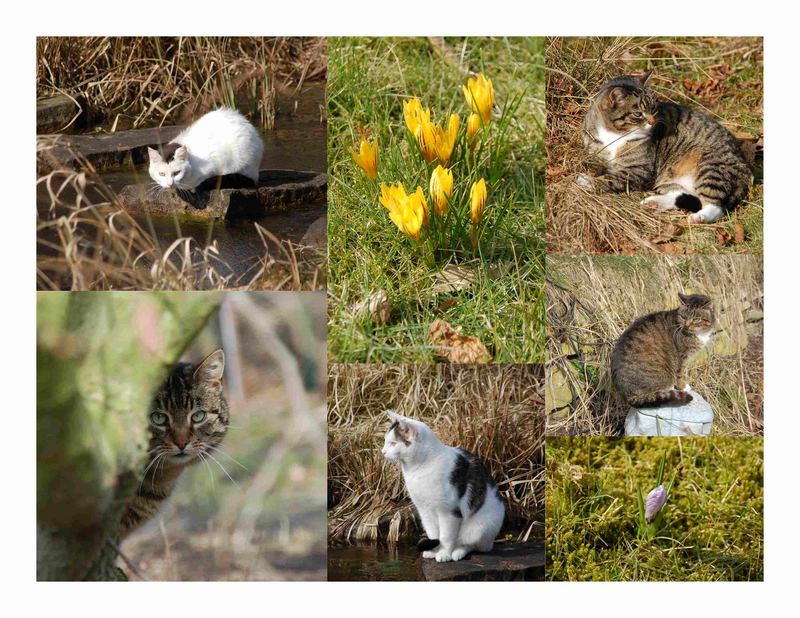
<box><xmin>381</xmin><ymin>411</ymin><xmax>505</xmax><ymax>563</ymax></box>
<box><xmin>147</xmin><ymin>107</ymin><xmax>264</xmax><ymax>191</ymax></box>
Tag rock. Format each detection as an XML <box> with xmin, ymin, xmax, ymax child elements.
<box><xmin>546</xmin><ymin>366</ymin><xmax>575</xmax><ymax>414</ymax></box>
<box><xmin>421</xmin><ymin>542</ymin><xmax>545</xmax><ymax>581</ymax></box>
<box><xmin>37</xmin><ymin>94</ymin><xmax>84</xmax><ymax>134</ymax></box>
<box><xmin>117</xmin><ymin>170</ymin><xmax>327</xmax><ymax>221</ymax></box>
<box><xmin>299</xmin><ymin>215</ymin><xmax>327</xmax><ymax>249</ymax></box>
<box><xmin>624</xmin><ymin>389</ymin><xmax>713</xmax><ymax>436</ymax></box>
<box><xmin>37</xmin><ymin>126</ymin><xmax>184</xmax><ymax>172</ymax></box>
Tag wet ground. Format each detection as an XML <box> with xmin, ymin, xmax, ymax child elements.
<box><xmin>327</xmin><ymin>545</ymin><xmax>423</xmax><ymax>581</ymax></box>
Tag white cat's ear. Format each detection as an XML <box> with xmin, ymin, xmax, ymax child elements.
<box><xmin>174</xmin><ymin>145</ymin><xmax>189</xmax><ymax>162</ymax></box>
<box><xmin>387</xmin><ymin>410</ymin><xmax>403</xmax><ymax>422</ymax></box>
<box><xmin>147</xmin><ymin>147</ymin><xmax>162</xmax><ymax>163</ymax></box>
<box><xmin>194</xmin><ymin>349</ymin><xmax>225</xmax><ymax>384</ymax></box>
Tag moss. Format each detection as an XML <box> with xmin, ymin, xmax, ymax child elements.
<box><xmin>546</xmin><ymin>437</ymin><xmax>763</xmax><ymax>581</ymax></box>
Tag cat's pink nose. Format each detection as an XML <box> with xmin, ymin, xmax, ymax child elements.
<box><xmin>174</xmin><ymin>437</ymin><xmax>189</xmax><ymax>450</ymax></box>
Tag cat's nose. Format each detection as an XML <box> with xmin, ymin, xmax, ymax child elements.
<box><xmin>174</xmin><ymin>437</ymin><xmax>189</xmax><ymax>450</ymax></box>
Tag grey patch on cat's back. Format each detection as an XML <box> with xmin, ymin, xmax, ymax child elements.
<box><xmin>449</xmin><ymin>449</ymin><xmax>496</xmax><ymax>514</ymax></box>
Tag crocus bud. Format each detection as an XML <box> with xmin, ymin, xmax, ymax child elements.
<box><xmin>645</xmin><ymin>484</ymin><xmax>667</xmax><ymax>523</ymax></box>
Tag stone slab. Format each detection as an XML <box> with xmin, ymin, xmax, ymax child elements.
<box><xmin>117</xmin><ymin>170</ymin><xmax>326</xmax><ymax>221</ymax></box>
<box><xmin>421</xmin><ymin>542</ymin><xmax>545</xmax><ymax>582</ymax></box>
<box><xmin>37</xmin><ymin>126</ymin><xmax>184</xmax><ymax>172</ymax></box>
<box><xmin>624</xmin><ymin>388</ymin><xmax>713</xmax><ymax>436</ymax></box>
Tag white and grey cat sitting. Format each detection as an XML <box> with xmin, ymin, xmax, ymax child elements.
<box><xmin>147</xmin><ymin>107</ymin><xmax>264</xmax><ymax>198</ymax></box>
<box><xmin>381</xmin><ymin>411</ymin><xmax>505</xmax><ymax>563</ymax></box>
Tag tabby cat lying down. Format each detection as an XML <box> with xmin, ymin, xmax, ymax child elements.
<box><xmin>578</xmin><ymin>71</ymin><xmax>752</xmax><ymax>224</ymax></box>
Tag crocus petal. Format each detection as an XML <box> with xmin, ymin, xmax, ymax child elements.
<box><xmin>463</xmin><ymin>73</ymin><xmax>495</xmax><ymax>124</ymax></box>
<box><xmin>645</xmin><ymin>485</ymin><xmax>668</xmax><ymax>523</ymax></box>
<box><xmin>469</xmin><ymin>178</ymin><xmax>488</xmax><ymax>224</ymax></box>
<box><xmin>429</xmin><ymin>165</ymin><xmax>453</xmax><ymax>216</ymax></box>
<box><xmin>351</xmin><ymin>138</ymin><xmax>378</xmax><ymax>180</ymax></box>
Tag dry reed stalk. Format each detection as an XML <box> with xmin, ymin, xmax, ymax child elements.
<box><xmin>546</xmin><ymin>255</ymin><xmax>763</xmax><ymax>436</ymax></box>
<box><xmin>37</xmin><ymin>37</ymin><xmax>327</xmax><ymax>132</ymax></box>
<box><xmin>328</xmin><ymin>364</ymin><xmax>545</xmax><ymax>546</ymax></box>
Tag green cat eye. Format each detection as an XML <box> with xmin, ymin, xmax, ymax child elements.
<box><xmin>150</xmin><ymin>412</ymin><xmax>168</xmax><ymax>426</ymax></box>
<box><xmin>191</xmin><ymin>410</ymin><xmax>207</xmax><ymax>423</ymax></box>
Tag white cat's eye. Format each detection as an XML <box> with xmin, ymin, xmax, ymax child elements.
<box><xmin>191</xmin><ymin>410</ymin><xmax>207</xmax><ymax>423</ymax></box>
<box><xmin>150</xmin><ymin>412</ymin><xmax>168</xmax><ymax>426</ymax></box>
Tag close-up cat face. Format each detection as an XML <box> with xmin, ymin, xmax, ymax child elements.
<box><xmin>598</xmin><ymin>71</ymin><xmax>658</xmax><ymax>132</ymax></box>
<box><xmin>148</xmin><ymin>350</ymin><xmax>229</xmax><ymax>465</ymax></box>
<box><xmin>381</xmin><ymin>411</ymin><xmax>422</xmax><ymax>463</ymax></box>
<box><xmin>147</xmin><ymin>144</ymin><xmax>191</xmax><ymax>189</ymax></box>
<box><xmin>676</xmin><ymin>293</ymin><xmax>716</xmax><ymax>335</ymax></box>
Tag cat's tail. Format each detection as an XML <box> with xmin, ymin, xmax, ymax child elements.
<box><xmin>627</xmin><ymin>389</ymin><xmax>693</xmax><ymax>408</ymax></box>
<box><xmin>417</xmin><ymin>538</ymin><xmax>440</xmax><ymax>552</ymax></box>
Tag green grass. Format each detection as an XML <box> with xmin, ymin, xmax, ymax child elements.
<box><xmin>328</xmin><ymin>37</ymin><xmax>546</xmax><ymax>363</ymax></box>
<box><xmin>546</xmin><ymin>437</ymin><xmax>763</xmax><ymax>581</ymax></box>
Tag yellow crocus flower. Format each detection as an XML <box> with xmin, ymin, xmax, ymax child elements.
<box><xmin>379</xmin><ymin>182</ymin><xmax>426</xmax><ymax>242</ymax></box>
<box><xmin>429</xmin><ymin>165</ymin><xmax>453</xmax><ymax>216</ymax></box>
<box><xmin>469</xmin><ymin>178</ymin><xmax>488</xmax><ymax>224</ymax></box>
<box><xmin>416</xmin><ymin>113</ymin><xmax>439</xmax><ymax>163</ymax></box>
<box><xmin>434</xmin><ymin>114</ymin><xmax>459</xmax><ymax>166</ymax></box>
<box><xmin>403</xmin><ymin>97</ymin><xmax>426</xmax><ymax>135</ymax></box>
<box><xmin>463</xmin><ymin>73</ymin><xmax>495</xmax><ymax>124</ymax></box>
<box><xmin>467</xmin><ymin>113</ymin><xmax>481</xmax><ymax>149</ymax></box>
<box><xmin>350</xmin><ymin>138</ymin><xmax>378</xmax><ymax>180</ymax></box>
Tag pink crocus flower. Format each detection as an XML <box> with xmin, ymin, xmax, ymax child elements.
<box><xmin>645</xmin><ymin>485</ymin><xmax>668</xmax><ymax>523</ymax></box>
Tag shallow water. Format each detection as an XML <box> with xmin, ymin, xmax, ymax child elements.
<box><xmin>37</xmin><ymin>83</ymin><xmax>326</xmax><ymax>288</ymax></box>
<box><xmin>327</xmin><ymin>545</ymin><xmax>423</xmax><ymax>582</ymax></box>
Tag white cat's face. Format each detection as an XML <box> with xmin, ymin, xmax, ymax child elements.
<box><xmin>147</xmin><ymin>146</ymin><xmax>190</xmax><ymax>189</ymax></box>
<box><xmin>381</xmin><ymin>411</ymin><xmax>425</xmax><ymax>463</ymax></box>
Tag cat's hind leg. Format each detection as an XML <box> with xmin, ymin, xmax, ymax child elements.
<box><xmin>687</xmin><ymin>202</ymin><xmax>726</xmax><ymax>224</ymax></box>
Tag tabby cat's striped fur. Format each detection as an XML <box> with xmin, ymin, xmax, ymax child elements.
<box><xmin>580</xmin><ymin>71</ymin><xmax>752</xmax><ymax>223</ymax></box>
<box><xmin>120</xmin><ymin>350</ymin><xmax>229</xmax><ymax>537</ymax></box>
<box><xmin>611</xmin><ymin>294</ymin><xmax>715</xmax><ymax>408</ymax></box>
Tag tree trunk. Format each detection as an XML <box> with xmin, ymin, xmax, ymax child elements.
<box><xmin>37</xmin><ymin>292</ymin><xmax>221</xmax><ymax>580</ymax></box>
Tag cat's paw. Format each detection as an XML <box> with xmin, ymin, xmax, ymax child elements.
<box><xmin>683</xmin><ymin>384</ymin><xmax>692</xmax><ymax>392</ymax></box>
<box><xmin>641</xmin><ymin>194</ymin><xmax>676</xmax><ymax>212</ymax></box>
<box><xmin>451</xmin><ymin>547</ymin><xmax>470</xmax><ymax>562</ymax></box>
<box><xmin>575</xmin><ymin>174</ymin><xmax>594</xmax><ymax>190</ymax></box>
<box><xmin>422</xmin><ymin>550</ymin><xmax>437</xmax><ymax>559</ymax></box>
<box><xmin>434</xmin><ymin>549</ymin><xmax>453</xmax><ymax>563</ymax></box>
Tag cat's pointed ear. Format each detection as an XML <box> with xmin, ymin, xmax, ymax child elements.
<box><xmin>174</xmin><ymin>145</ymin><xmax>189</xmax><ymax>162</ymax></box>
<box><xmin>678</xmin><ymin>292</ymin><xmax>690</xmax><ymax>305</ymax></box>
<box><xmin>636</xmin><ymin>70</ymin><xmax>653</xmax><ymax>87</ymax></box>
<box><xmin>194</xmin><ymin>349</ymin><xmax>225</xmax><ymax>384</ymax></box>
<box><xmin>147</xmin><ymin>147</ymin><xmax>162</xmax><ymax>163</ymax></box>
<box><xmin>387</xmin><ymin>410</ymin><xmax>403</xmax><ymax>423</ymax></box>
<box><xmin>602</xmin><ymin>87</ymin><xmax>626</xmax><ymax>110</ymax></box>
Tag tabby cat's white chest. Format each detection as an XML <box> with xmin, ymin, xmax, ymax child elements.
<box><xmin>696</xmin><ymin>330</ymin><xmax>713</xmax><ymax>345</ymax></box>
<box><xmin>593</xmin><ymin>123</ymin><xmax>651</xmax><ymax>161</ymax></box>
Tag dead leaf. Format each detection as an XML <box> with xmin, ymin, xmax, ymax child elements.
<box><xmin>429</xmin><ymin>265</ymin><xmax>477</xmax><ymax>295</ymax></box>
<box><xmin>715</xmin><ymin>228</ymin><xmax>733</xmax><ymax>246</ymax></box>
<box><xmin>650</xmin><ymin>224</ymin><xmax>683</xmax><ymax>245</ymax></box>
<box><xmin>658</xmin><ymin>242</ymin><xmax>686</xmax><ymax>255</ymax></box>
<box><xmin>734</xmin><ymin>223</ymin><xmax>746</xmax><ymax>244</ymax></box>
<box><xmin>429</xmin><ymin>319</ymin><xmax>492</xmax><ymax>363</ymax></box>
<box><xmin>350</xmin><ymin>289</ymin><xmax>391</xmax><ymax>326</ymax></box>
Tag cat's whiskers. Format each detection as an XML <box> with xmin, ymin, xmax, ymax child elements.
<box><xmin>205</xmin><ymin>444</ymin><xmax>248</xmax><ymax>471</ymax></box>
<box><xmin>140</xmin><ymin>452</ymin><xmax>165</xmax><ymax>492</ymax></box>
<box><xmin>196</xmin><ymin>451</ymin><xmax>216</xmax><ymax>490</ymax></box>
<box><xmin>202</xmin><ymin>450</ymin><xmax>240</xmax><ymax>489</ymax></box>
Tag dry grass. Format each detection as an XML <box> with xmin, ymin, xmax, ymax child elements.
<box><xmin>37</xmin><ymin>37</ymin><xmax>327</xmax><ymax>132</ymax></box>
<box><xmin>546</xmin><ymin>255</ymin><xmax>763</xmax><ymax>436</ymax></box>
<box><xmin>36</xmin><ymin>144</ymin><xmax>324</xmax><ymax>291</ymax></box>
<box><xmin>327</xmin><ymin>364</ymin><xmax>545</xmax><ymax>547</ymax></box>
<box><xmin>546</xmin><ymin>36</ymin><xmax>763</xmax><ymax>254</ymax></box>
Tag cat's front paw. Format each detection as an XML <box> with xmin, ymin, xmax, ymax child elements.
<box><xmin>575</xmin><ymin>174</ymin><xmax>595</xmax><ymax>191</ymax></box>
<box><xmin>422</xmin><ymin>550</ymin><xmax>437</xmax><ymax>559</ymax></box>
<box><xmin>451</xmin><ymin>547</ymin><xmax>470</xmax><ymax>562</ymax></box>
<box><xmin>434</xmin><ymin>549</ymin><xmax>453</xmax><ymax>563</ymax></box>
